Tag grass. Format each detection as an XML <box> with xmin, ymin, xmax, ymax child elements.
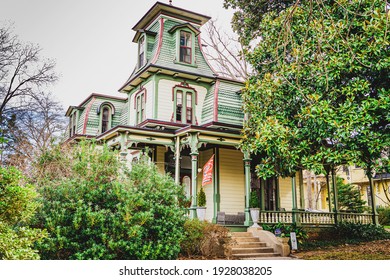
<box><xmin>384</xmin><ymin>225</ymin><xmax>390</xmax><ymax>229</ymax></box>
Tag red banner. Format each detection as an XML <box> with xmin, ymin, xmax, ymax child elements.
<box><xmin>202</xmin><ymin>155</ymin><xmax>214</xmax><ymax>186</ymax></box>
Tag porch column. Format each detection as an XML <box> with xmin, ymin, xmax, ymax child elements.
<box><xmin>212</xmin><ymin>147</ymin><xmax>220</xmax><ymax>223</ymax></box>
<box><xmin>174</xmin><ymin>136</ymin><xmax>180</xmax><ymax>184</ymax></box>
<box><xmin>291</xmin><ymin>175</ymin><xmax>298</xmax><ymax>224</ymax></box>
<box><xmin>331</xmin><ymin>167</ymin><xmax>339</xmax><ymax>224</ymax></box>
<box><xmin>189</xmin><ymin>133</ymin><xmax>199</xmax><ymax>219</ymax></box>
<box><xmin>243</xmin><ymin>151</ymin><xmax>251</xmax><ymax>226</ymax></box>
<box><xmin>298</xmin><ymin>169</ymin><xmax>305</xmax><ymax>209</ymax></box>
<box><xmin>367</xmin><ymin>168</ymin><xmax>379</xmax><ymax>225</ymax></box>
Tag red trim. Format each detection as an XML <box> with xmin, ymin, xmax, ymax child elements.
<box><xmin>150</xmin><ymin>18</ymin><xmax>164</xmax><ymax>64</ymax></box>
<box><xmin>83</xmin><ymin>97</ymin><xmax>96</xmax><ymax>134</ymax></box>
<box><xmin>213</xmin><ymin>80</ymin><xmax>220</xmax><ymax>122</ymax></box>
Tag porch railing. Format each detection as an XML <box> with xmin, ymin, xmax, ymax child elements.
<box><xmin>258</xmin><ymin>210</ymin><xmax>373</xmax><ymax>226</ymax></box>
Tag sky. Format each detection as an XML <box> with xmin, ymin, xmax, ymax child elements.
<box><xmin>0</xmin><ymin>0</ymin><xmax>234</xmax><ymax>110</ymax></box>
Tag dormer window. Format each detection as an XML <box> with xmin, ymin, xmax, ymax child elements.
<box><xmin>180</xmin><ymin>31</ymin><xmax>192</xmax><ymax>64</ymax></box>
<box><xmin>101</xmin><ymin>106</ymin><xmax>110</xmax><ymax>133</ymax></box>
<box><xmin>69</xmin><ymin>111</ymin><xmax>77</xmax><ymax>137</ymax></box>
<box><xmin>138</xmin><ymin>36</ymin><xmax>145</xmax><ymax>68</ymax></box>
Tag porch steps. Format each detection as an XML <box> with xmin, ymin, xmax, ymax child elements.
<box><xmin>230</xmin><ymin>232</ymin><xmax>282</xmax><ymax>259</ymax></box>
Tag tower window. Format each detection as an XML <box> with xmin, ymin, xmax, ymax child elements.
<box><xmin>179</xmin><ymin>31</ymin><xmax>192</xmax><ymax>64</ymax></box>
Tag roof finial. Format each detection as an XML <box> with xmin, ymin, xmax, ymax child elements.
<box><xmin>169</xmin><ymin>0</ymin><xmax>173</xmax><ymax>5</ymax></box>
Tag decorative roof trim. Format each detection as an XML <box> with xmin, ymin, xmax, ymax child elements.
<box><xmin>168</xmin><ymin>23</ymin><xmax>201</xmax><ymax>36</ymax></box>
<box><xmin>213</xmin><ymin>80</ymin><xmax>220</xmax><ymax>122</ymax></box>
<box><xmin>83</xmin><ymin>97</ymin><xmax>96</xmax><ymax>134</ymax></box>
<box><xmin>97</xmin><ymin>101</ymin><xmax>116</xmax><ymax>115</ymax></box>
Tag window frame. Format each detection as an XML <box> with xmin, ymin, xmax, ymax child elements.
<box><xmin>138</xmin><ymin>35</ymin><xmax>146</xmax><ymax>68</ymax></box>
<box><xmin>172</xmin><ymin>85</ymin><xmax>197</xmax><ymax>124</ymax></box>
<box><xmin>69</xmin><ymin>111</ymin><xmax>78</xmax><ymax>137</ymax></box>
<box><xmin>175</xmin><ymin>29</ymin><xmax>196</xmax><ymax>66</ymax></box>
<box><xmin>134</xmin><ymin>89</ymin><xmax>147</xmax><ymax>125</ymax></box>
<box><xmin>99</xmin><ymin>105</ymin><xmax>112</xmax><ymax>134</ymax></box>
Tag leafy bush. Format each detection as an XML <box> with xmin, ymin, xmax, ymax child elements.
<box><xmin>34</xmin><ymin>142</ymin><xmax>188</xmax><ymax>260</ymax></box>
<box><xmin>0</xmin><ymin>167</ymin><xmax>47</xmax><ymax>259</ymax></box>
<box><xmin>262</xmin><ymin>222</ymin><xmax>308</xmax><ymax>244</ymax></box>
<box><xmin>198</xmin><ymin>187</ymin><xmax>206</xmax><ymax>207</ymax></box>
<box><xmin>249</xmin><ymin>191</ymin><xmax>259</xmax><ymax>208</ymax></box>
<box><xmin>181</xmin><ymin>219</ymin><xmax>232</xmax><ymax>258</ymax></box>
<box><xmin>331</xmin><ymin>222</ymin><xmax>390</xmax><ymax>241</ymax></box>
<box><xmin>378</xmin><ymin>207</ymin><xmax>390</xmax><ymax>225</ymax></box>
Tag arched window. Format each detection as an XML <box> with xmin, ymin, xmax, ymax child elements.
<box><xmin>101</xmin><ymin>106</ymin><xmax>110</xmax><ymax>133</ymax></box>
<box><xmin>138</xmin><ymin>36</ymin><xmax>145</xmax><ymax>68</ymax></box>
<box><xmin>173</xmin><ymin>85</ymin><xmax>197</xmax><ymax>124</ymax></box>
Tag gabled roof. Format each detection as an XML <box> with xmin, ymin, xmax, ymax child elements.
<box><xmin>168</xmin><ymin>23</ymin><xmax>201</xmax><ymax>36</ymax></box>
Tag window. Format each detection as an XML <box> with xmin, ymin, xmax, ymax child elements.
<box><xmin>138</xmin><ymin>36</ymin><xmax>145</xmax><ymax>68</ymax></box>
<box><xmin>173</xmin><ymin>86</ymin><xmax>196</xmax><ymax>124</ymax></box>
<box><xmin>179</xmin><ymin>31</ymin><xmax>192</xmax><ymax>64</ymax></box>
<box><xmin>101</xmin><ymin>106</ymin><xmax>110</xmax><ymax>133</ymax></box>
<box><xmin>69</xmin><ymin>112</ymin><xmax>77</xmax><ymax>137</ymax></box>
<box><xmin>136</xmin><ymin>92</ymin><xmax>145</xmax><ymax>124</ymax></box>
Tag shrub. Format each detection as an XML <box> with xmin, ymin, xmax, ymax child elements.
<box><xmin>262</xmin><ymin>222</ymin><xmax>308</xmax><ymax>244</ymax></box>
<box><xmin>249</xmin><ymin>191</ymin><xmax>259</xmax><ymax>208</ymax></box>
<box><xmin>181</xmin><ymin>219</ymin><xmax>232</xmax><ymax>259</ymax></box>
<box><xmin>0</xmin><ymin>167</ymin><xmax>47</xmax><ymax>259</ymax></box>
<box><xmin>34</xmin><ymin>142</ymin><xmax>187</xmax><ymax>260</ymax></box>
<box><xmin>198</xmin><ymin>187</ymin><xmax>206</xmax><ymax>207</ymax></box>
<box><xmin>378</xmin><ymin>207</ymin><xmax>390</xmax><ymax>225</ymax></box>
<box><xmin>331</xmin><ymin>222</ymin><xmax>390</xmax><ymax>241</ymax></box>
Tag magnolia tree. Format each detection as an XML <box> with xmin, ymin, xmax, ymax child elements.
<box><xmin>224</xmin><ymin>0</ymin><xmax>389</xmax><ymax>179</ymax></box>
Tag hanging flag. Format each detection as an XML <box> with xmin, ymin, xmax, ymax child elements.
<box><xmin>202</xmin><ymin>154</ymin><xmax>214</xmax><ymax>186</ymax></box>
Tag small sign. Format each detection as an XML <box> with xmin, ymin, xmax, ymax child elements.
<box><xmin>290</xmin><ymin>232</ymin><xmax>298</xmax><ymax>250</ymax></box>
<box><xmin>274</xmin><ymin>228</ymin><xmax>281</xmax><ymax>237</ymax></box>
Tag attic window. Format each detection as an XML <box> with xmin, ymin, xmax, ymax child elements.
<box><xmin>138</xmin><ymin>36</ymin><xmax>145</xmax><ymax>68</ymax></box>
<box><xmin>179</xmin><ymin>31</ymin><xmax>192</xmax><ymax>64</ymax></box>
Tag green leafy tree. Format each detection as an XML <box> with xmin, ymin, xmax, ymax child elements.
<box><xmin>0</xmin><ymin>166</ymin><xmax>47</xmax><ymax>259</ymax></box>
<box><xmin>336</xmin><ymin>177</ymin><xmax>367</xmax><ymax>213</ymax></box>
<box><xmin>34</xmin><ymin>142</ymin><xmax>188</xmax><ymax>260</ymax></box>
<box><xmin>224</xmin><ymin>0</ymin><xmax>390</xmax><ymax>178</ymax></box>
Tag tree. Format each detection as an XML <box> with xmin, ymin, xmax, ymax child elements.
<box><xmin>226</xmin><ymin>0</ymin><xmax>390</xmax><ymax>178</ymax></box>
<box><xmin>201</xmin><ymin>19</ymin><xmax>249</xmax><ymax>80</ymax></box>
<box><xmin>336</xmin><ymin>177</ymin><xmax>367</xmax><ymax>213</ymax></box>
<box><xmin>0</xmin><ymin>24</ymin><xmax>62</xmax><ymax>167</ymax></box>
<box><xmin>0</xmin><ymin>24</ymin><xmax>57</xmax><ymax>119</ymax></box>
<box><xmin>34</xmin><ymin>142</ymin><xmax>188</xmax><ymax>260</ymax></box>
<box><xmin>0</xmin><ymin>166</ymin><xmax>47</xmax><ymax>259</ymax></box>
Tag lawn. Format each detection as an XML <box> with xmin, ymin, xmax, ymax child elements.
<box><xmin>292</xmin><ymin>240</ymin><xmax>390</xmax><ymax>260</ymax></box>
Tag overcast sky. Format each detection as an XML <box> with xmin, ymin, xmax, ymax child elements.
<box><xmin>0</xmin><ymin>0</ymin><xmax>234</xmax><ymax>110</ymax></box>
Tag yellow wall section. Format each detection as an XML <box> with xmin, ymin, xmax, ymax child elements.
<box><xmin>219</xmin><ymin>148</ymin><xmax>245</xmax><ymax>215</ymax></box>
<box><xmin>156</xmin><ymin>146</ymin><xmax>166</xmax><ymax>175</ymax></box>
<box><xmin>279</xmin><ymin>177</ymin><xmax>293</xmax><ymax>211</ymax></box>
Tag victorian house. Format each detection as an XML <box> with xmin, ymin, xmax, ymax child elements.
<box><xmin>65</xmin><ymin>2</ymin><xmax>380</xmax><ymax>228</ymax></box>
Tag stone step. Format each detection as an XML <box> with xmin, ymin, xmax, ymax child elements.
<box><xmin>232</xmin><ymin>252</ymin><xmax>281</xmax><ymax>258</ymax></box>
<box><xmin>232</xmin><ymin>237</ymin><xmax>261</xmax><ymax>243</ymax></box>
<box><xmin>230</xmin><ymin>232</ymin><xmax>254</xmax><ymax>238</ymax></box>
<box><xmin>232</xmin><ymin>241</ymin><xmax>268</xmax><ymax>248</ymax></box>
<box><xmin>232</xmin><ymin>247</ymin><xmax>274</xmax><ymax>254</ymax></box>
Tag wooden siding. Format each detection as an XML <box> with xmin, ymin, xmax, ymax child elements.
<box><xmin>219</xmin><ymin>148</ymin><xmax>245</xmax><ymax>215</ymax></box>
<box><xmin>217</xmin><ymin>81</ymin><xmax>244</xmax><ymax>126</ymax></box>
<box><xmin>156</xmin><ymin>146</ymin><xmax>166</xmax><ymax>175</ymax></box>
<box><xmin>157</xmin><ymin>79</ymin><xmax>207</xmax><ymax>123</ymax></box>
<box><xmin>196</xmin><ymin>149</ymin><xmax>214</xmax><ymax>221</ymax></box>
<box><xmin>201</xmin><ymin>83</ymin><xmax>214</xmax><ymax>124</ymax></box>
<box><xmin>279</xmin><ymin>177</ymin><xmax>293</xmax><ymax>211</ymax></box>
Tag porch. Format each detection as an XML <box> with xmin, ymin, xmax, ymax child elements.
<box><xmin>216</xmin><ymin>210</ymin><xmax>373</xmax><ymax>227</ymax></box>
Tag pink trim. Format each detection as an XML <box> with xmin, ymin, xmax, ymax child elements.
<box><xmin>150</xmin><ymin>18</ymin><xmax>164</xmax><ymax>64</ymax></box>
<box><xmin>198</xmin><ymin>35</ymin><xmax>218</xmax><ymax>75</ymax></box>
<box><xmin>213</xmin><ymin>80</ymin><xmax>220</xmax><ymax>122</ymax></box>
<box><xmin>83</xmin><ymin>97</ymin><xmax>96</xmax><ymax>134</ymax></box>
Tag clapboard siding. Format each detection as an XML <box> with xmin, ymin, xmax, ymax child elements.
<box><xmin>219</xmin><ymin>148</ymin><xmax>245</xmax><ymax>214</ymax></box>
<box><xmin>156</xmin><ymin>146</ymin><xmax>166</xmax><ymax>175</ymax></box>
<box><xmin>279</xmin><ymin>177</ymin><xmax>293</xmax><ymax>211</ymax></box>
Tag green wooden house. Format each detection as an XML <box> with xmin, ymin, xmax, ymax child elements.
<box><xmin>65</xmin><ymin>2</ymin><xmax>376</xmax><ymax>227</ymax></box>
